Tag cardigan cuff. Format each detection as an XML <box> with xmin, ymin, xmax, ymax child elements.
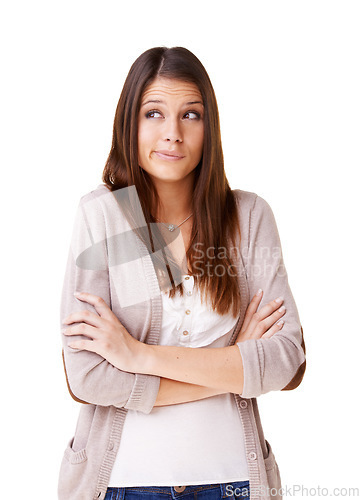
<box><xmin>236</xmin><ymin>339</ymin><xmax>263</xmax><ymax>398</ymax></box>
<box><xmin>123</xmin><ymin>373</ymin><xmax>161</xmax><ymax>414</ymax></box>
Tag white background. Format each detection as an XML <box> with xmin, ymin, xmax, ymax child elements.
<box><xmin>1</xmin><ymin>1</ymin><xmax>359</xmax><ymax>498</ymax></box>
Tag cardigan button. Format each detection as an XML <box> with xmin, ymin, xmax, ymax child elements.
<box><xmin>240</xmin><ymin>400</ymin><xmax>248</xmax><ymax>409</ymax></box>
<box><xmin>174</xmin><ymin>486</ymin><xmax>186</xmax><ymax>493</ymax></box>
<box><xmin>108</xmin><ymin>441</ymin><xmax>114</xmax><ymax>451</ymax></box>
<box><xmin>248</xmin><ymin>452</ymin><xmax>257</xmax><ymax>461</ymax></box>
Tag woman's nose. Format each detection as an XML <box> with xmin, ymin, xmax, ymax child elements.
<box><xmin>163</xmin><ymin>118</ymin><xmax>183</xmax><ymax>143</ymax></box>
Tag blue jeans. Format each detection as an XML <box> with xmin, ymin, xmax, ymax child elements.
<box><xmin>104</xmin><ymin>480</ymin><xmax>250</xmax><ymax>499</ymax></box>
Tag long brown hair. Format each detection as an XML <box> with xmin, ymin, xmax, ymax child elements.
<box><xmin>102</xmin><ymin>46</ymin><xmax>242</xmax><ymax>318</ymax></box>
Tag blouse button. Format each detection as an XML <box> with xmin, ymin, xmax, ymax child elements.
<box><xmin>186</xmin><ymin>291</ymin><xmax>192</xmax><ymax>296</ymax></box>
<box><xmin>185</xmin><ymin>309</ymin><xmax>191</xmax><ymax>315</ymax></box>
<box><xmin>184</xmin><ymin>276</ymin><xmax>190</xmax><ymax>280</ymax></box>
<box><xmin>183</xmin><ymin>330</ymin><xmax>189</xmax><ymax>336</ymax></box>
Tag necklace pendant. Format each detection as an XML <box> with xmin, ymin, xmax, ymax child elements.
<box><xmin>168</xmin><ymin>224</ymin><xmax>176</xmax><ymax>232</ymax></box>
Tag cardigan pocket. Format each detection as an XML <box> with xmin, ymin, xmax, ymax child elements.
<box><xmin>63</xmin><ymin>436</ymin><xmax>88</xmax><ymax>464</ymax></box>
<box><xmin>58</xmin><ymin>437</ymin><xmax>90</xmax><ymax>500</ymax></box>
<box><xmin>264</xmin><ymin>439</ymin><xmax>282</xmax><ymax>500</ymax></box>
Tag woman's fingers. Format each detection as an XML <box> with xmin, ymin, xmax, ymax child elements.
<box><xmin>62</xmin><ymin>292</ymin><xmax>116</xmax><ymax>328</ymax></box>
<box><xmin>63</xmin><ymin>323</ymin><xmax>99</xmax><ymax>342</ymax></box>
<box><xmin>262</xmin><ymin>319</ymin><xmax>285</xmax><ymax>339</ymax></box>
<box><xmin>236</xmin><ymin>291</ymin><xmax>262</xmax><ymax>342</ymax></box>
<box><xmin>73</xmin><ymin>292</ymin><xmax>114</xmax><ymax>321</ymax></box>
<box><xmin>257</xmin><ymin>304</ymin><xmax>286</xmax><ymax>334</ymax></box>
<box><xmin>236</xmin><ymin>293</ymin><xmax>287</xmax><ymax>342</ymax></box>
<box><xmin>246</xmin><ymin>296</ymin><xmax>285</xmax><ymax>335</ymax></box>
<box><xmin>63</xmin><ymin>309</ymin><xmax>103</xmax><ymax>328</ymax></box>
<box><xmin>67</xmin><ymin>337</ymin><xmax>98</xmax><ymax>352</ymax></box>
<box><xmin>240</xmin><ymin>289</ymin><xmax>263</xmax><ymax>333</ymax></box>
<box><xmin>256</xmin><ymin>296</ymin><xmax>284</xmax><ymax>322</ymax></box>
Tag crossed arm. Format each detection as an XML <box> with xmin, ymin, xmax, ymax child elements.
<box><xmin>63</xmin><ymin>289</ymin><xmax>286</xmax><ymax>407</ymax></box>
<box><xmin>154</xmin><ymin>378</ymin><xmax>229</xmax><ymax>407</ymax></box>
<box><xmin>141</xmin><ymin>343</ymin><xmax>244</xmax><ymax>399</ymax></box>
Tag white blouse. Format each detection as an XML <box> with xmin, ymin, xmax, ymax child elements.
<box><xmin>160</xmin><ymin>275</ymin><xmax>240</xmax><ymax>348</ymax></box>
<box><xmin>108</xmin><ymin>274</ymin><xmax>249</xmax><ymax>487</ymax></box>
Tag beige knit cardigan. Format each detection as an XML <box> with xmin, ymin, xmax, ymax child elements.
<box><xmin>58</xmin><ymin>184</ymin><xmax>306</xmax><ymax>500</ymax></box>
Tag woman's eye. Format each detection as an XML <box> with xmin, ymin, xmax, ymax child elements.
<box><xmin>184</xmin><ymin>111</ymin><xmax>200</xmax><ymax>120</ymax></box>
<box><xmin>146</xmin><ymin>110</ymin><xmax>162</xmax><ymax>119</ymax></box>
<box><xmin>145</xmin><ymin>110</ymin><xmax>201</xmax><ymax>120</ymax></box>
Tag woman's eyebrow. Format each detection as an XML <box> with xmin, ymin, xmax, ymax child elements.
<box><xmin>141</xmin><ymin>99</ymin><xmax>204</xmax><ymax>107</ymax></box>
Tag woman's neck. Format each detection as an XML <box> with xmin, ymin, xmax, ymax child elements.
<box><xmin>152</xmin><ymin>176</ymin><xmax>194</xmax><ymax>224</ymax></box>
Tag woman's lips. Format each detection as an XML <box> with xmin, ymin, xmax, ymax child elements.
<box><xmin>154</xmin><ymin>151</ymin><xmax>185</xmax><ymax>161</ymax></box>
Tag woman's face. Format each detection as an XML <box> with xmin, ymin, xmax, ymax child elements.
<box><xmin>138</xmin><ymin>77</ymin><xmax>204</xmax><ymax>185</ymax></box>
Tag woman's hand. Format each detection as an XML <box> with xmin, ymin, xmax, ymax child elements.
<box><xmin>62</xmin><ymin>292</ymin><xmax>144</xmax><ymax>372</ymax></box>
<box><xmin>236</xmin><ymin>289</ymin><xmax>286</xmax><ymax>343</ymax></box>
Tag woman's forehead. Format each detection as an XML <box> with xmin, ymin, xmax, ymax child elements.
<box><xmin>142</xmin><ymin>77</ymin><xmax>202</xmax><ymax>102</ymax></box>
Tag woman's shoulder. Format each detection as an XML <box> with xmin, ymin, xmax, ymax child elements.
<box><xmin>77</xmin><ymin>184</ymin><xmax>143</xmax><ymax>231</ymax></box>
<box><xmin>78</xmin><ymin>183</ymin><xmax>111</xmax><ymax>204</ymax></box>
<box><xmin>231</xmin><ymin>188</ymin><xmax>274</xmax><ymax>214</ymax></box>
<box><xmin>231</xmin><ymin>188</ymin><xmax>278</xmax><ymax>235</ymax></box>
<box><xmin>73</xmin><ymin>184</ymin><xmax>118</xmax><ymax>228</ymax></box>
<box><xmin>231</xmin><ymin>188</ymin><xmax>259</xmax><ymax>212</ymax></box>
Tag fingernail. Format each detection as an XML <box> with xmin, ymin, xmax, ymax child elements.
<box><xmin>275</xmin><ymin>296</ymin><xmax>284</xmax><ymax>303</ymax></box>
<box><xmin>277</xmin><ymin>320</ymin><xmax>284</xmax><ymax>326</ymax></box>
<box><xmin>74</xmin><ymin>291</ymin><xmax>82</xmax><ymax>297</ymax></box>
<box><xmin>278</xmin><ymin>305</ymin><xmax>286</xmax><ymax>312</ymax></box>
<box><xmin>256</xmin><ymin>288</ymin><xmax>263</xmax><ymax>296</ymax></box>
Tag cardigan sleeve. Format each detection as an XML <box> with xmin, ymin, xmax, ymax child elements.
<box><xmin>236</xmin><ymin>194</ymin><xmax>306</xmax><ymax>398</ymax></box>
<box><xmin>60</xmin><ymin>192</ymin><xmax>160</xmax><ymax>414</ymax></box>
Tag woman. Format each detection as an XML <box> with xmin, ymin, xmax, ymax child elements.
<box><xmin>59</xmin><ymin>46</ymin><xmax>306</xmax><ymax>500</ymax></box>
